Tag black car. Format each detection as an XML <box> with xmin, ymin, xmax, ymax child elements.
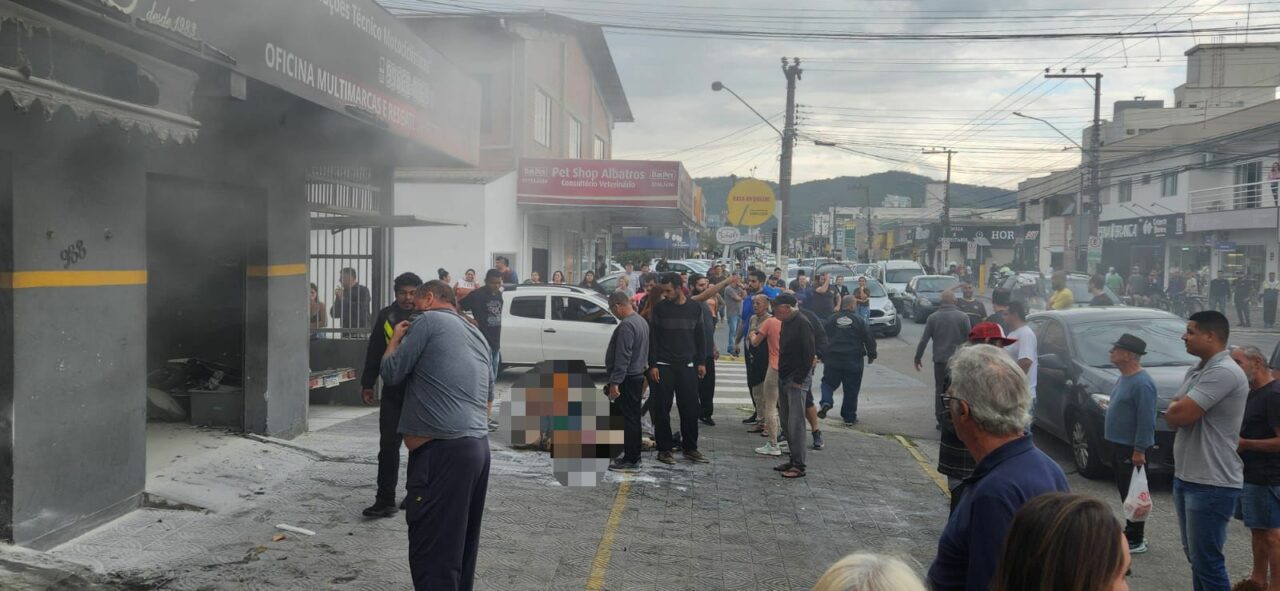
<box><xmin>903</xmin><ymin>275</ymin><xmax>960</xmax><ymax>323</ymax></box>
<box><xmin>1027</xmin><ymin>308</ymin><xmax>1196</xmax><ymax>479</ymax></box>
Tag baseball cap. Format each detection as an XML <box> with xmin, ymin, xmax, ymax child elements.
<box><xmin>968</xmin><ymin>322</ymin><xmax>1017</xmax><ymax>346</ymax></box>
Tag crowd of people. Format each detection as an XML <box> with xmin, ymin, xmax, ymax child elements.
<box><xmin>346</xmin><ymin>251</ymin><xmax>1280</xmax><ymax>590</ymax></box>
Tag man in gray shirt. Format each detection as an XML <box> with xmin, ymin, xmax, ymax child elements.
<box><xmin>1165</xmin><ymin>310</ymin><xmax>1249</xmax><ymax>591</ymax></box>
<box><xmin>914</xmin><ymin>290</ymin><xmax>973</xmax><ymax>431</ymax></box>
<box><xmin>380</xmin><ymin>280</ymin><xmax>493</xmax><ymax>591</ymax></box>
<box><xmin>606</xmin><ymin>292</ymin><xmax>649</xmax><ymax>473</ymax></box>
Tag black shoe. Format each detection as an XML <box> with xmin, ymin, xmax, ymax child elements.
<box><xmin>609</xmin><ymin>460</ymin><xmax>641</xmax><ymax>473</ymax></box>
<box><xmin>657</xmin><ymin>452</ymin><xmax>676</xmax><ymax>465</ymax></box>
<box><xmin>817</xmin><ymin>404</ymin><xmax>832</xmax><ymax>419</ymax></box>
<box><xmin>362</xmin><ymin>502</ymin><xmax>398</xmax><ymax>518</ymax></box>
<box><xmin>699</xmin><ymin>417</ymin><xmax>716</xmax><ymax>427</ymax></box>
<box><xmin>742</xmin><ymin>414</ymin><xmax>758</xmax><ymax>424</ymax></box>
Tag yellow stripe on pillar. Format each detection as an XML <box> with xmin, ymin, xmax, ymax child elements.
<box><xmin>247</xmin><ymin>264</ymin><xmax>308</xmax><ymax>278</ymax></box>
<box><xmin>0</xmin><ymin>270</ymin><xmax>148</xmax><ymax>289</ymax></box>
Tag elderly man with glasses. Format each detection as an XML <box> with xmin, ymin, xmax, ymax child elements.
<box><xmin>927</xmin><ymin>345</ymin><xmax>1070</xmax><ymax>591</ymax></box>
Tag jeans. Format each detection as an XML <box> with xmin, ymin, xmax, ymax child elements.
<box><xmin>650</xmin><ymin>364</ymin><xmax>701</xmax><ymax>453</ymax></box>
<box><xmin>1235</xmin><ymin>300</ymin><xmax>1252</xmax><ymax>326</ymax></box>
<box><xmin>857</xmin><ymin>306</ymin><xmax>870</xmax><ymax>322</ymax></box>
<box><xmin>613</xmin><ymin>376</ymin><xmax>646</xmax><ymax>464</ymax></box>
<box><xmin>760</xmin><ymin>368</ymin><xmax>780</xmax><ymax>445</ymax></box>
<box><xmin>1210</xmin><ymin>295</ymin><xmax>1228</xmax><ymax>314</ymax></box>
<box><xmin>779</xmin><ymin>371</ymin><xmax>812</xmax><ymax>469</ymax></box>
<box><xmin>1173</xmin><ymin>477</ymin><xmax>1241</xmax><ymax>591</ymax></box>
<box><xmin>1264</xmin><ymin>296</ymin><xmax>1277</xmax><ymax>328</ymax></box>
<box><xmin>819</xmin><ymin>363</ymin><xmax>865</xmax><ymax>423</ymax></box>
<box><xmin>726</xmin><ymin>314</ymin><xmax>741</xmax><ymax>353</ymax></box>
<box><xmin>375</xmin><ymin>385</ymin><xmax>406</xmax><ymax>505</ymax></box>
<box><xmin>698</xmin><ymin>357</ymin><xmax>717</xmax><ymax>420</ymax></box>
<box><xmin>406</xmin><ymin>437</ymin><xmax>490</xmax><ymax>591</ymax></box>
<box><xmin>488</xmin><ymin>349</ymin><xmax>501</xmax><ymax>402</ymax></box>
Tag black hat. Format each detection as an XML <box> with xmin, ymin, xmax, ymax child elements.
<box><xmin>1112</xmin><ymin>333</ymin><xmax>1147</xmax><ymax>356</ymax></box>
<box><xmin>773</xmin><ymin>293</ymin><xmax>798</xmax><ymax>306</ymax></box>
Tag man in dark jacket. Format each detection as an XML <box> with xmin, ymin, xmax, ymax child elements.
<box><xmin>605</xmin><ymin>292</ymin><xmax>650</xmax><ymax>473</ymax></box>
<box><xmin>1209</xmin><ymin>270</ymin><xmax>1232</xmax><ymax>314</ymax></box>
<box><xmin>774</xmin><ymin>293</ymin><xmax>815</xmax><ymax>478</ymax></box>
<box><xmin>647</xmin><ymin>273</ymin><xmax>709</xmax><ymax>465</ymax></box>
<box><xmin>820</xmin><ymin>298</ymin><xmax>877</xmax><ymax>425</ymax></box>
<box><xmin>360</xmin><ymin>271</ymin><xmax>423</xmax><ymax>518</ymax></box>
<box><xmin>915</xmin><ymin>290</ymin><xmax>973</xmax><ymax>431</ymax></box>
<box><xmin>795</xmin><ymin>303</ymin><xmax>829</xmax><ymax>450</ymax></box>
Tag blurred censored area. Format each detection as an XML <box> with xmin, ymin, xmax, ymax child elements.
<box><xmin>506</xmin><ymin>361</ymin><xmax>624</xmax><ymax>486</ymax></box>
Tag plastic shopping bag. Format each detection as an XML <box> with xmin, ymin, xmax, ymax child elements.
<box><xmin>1124</xmin><ymin>466</ymin><xmax>1153</xmax><ymax>522</ymax></box>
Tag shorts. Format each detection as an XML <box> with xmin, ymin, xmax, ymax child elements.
<box><xmin>1236</xmin><ymin>483</ymin><xmax>1280</xmax><ymax>529</ymax></box>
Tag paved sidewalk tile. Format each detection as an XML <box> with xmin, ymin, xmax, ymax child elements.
<box><xmin>50</xmin><ymin>403</ymin><xmax>949</xmax><ymax>590</ymax></box>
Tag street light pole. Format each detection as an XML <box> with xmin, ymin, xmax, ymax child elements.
<box><xmin>712</xmin><ymin>58</ymin><xmax>802</xmax><ymax>275</ymax></box>
<box><xmin>1045</xmin><ymin>72</ymin><xmax>1103</xmax><ymax>273</ymax></box>
<box><xmin>1014</xmin><ymin>110</ymin><xmax>1086</xmax><ymax>273</ymax></box>
<box><xmin>923</xmin><ymin>148</ymin><xmax>956</xmax><ymax>269</ymax></box>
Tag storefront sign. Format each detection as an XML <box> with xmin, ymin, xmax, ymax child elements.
<box><xmin>716</xmin><ymin>226</ymin><xmax>741</xmax><ymax>245</ymax></box>
<box><xmin>517</xmin><ymin>159</ymin><xmax>695</xmax><ymax>211</ymax></box>
<box><xmin>96</xmin><ymin>0</ymin><xmax>480</xmax><ymax>164</ymax></box>
<box><xmin>726</xmin><ymin>179</ymin><xmax>776</xmax><ymax>227</ymax></box>
<box><xmin>1215</xmin><ymin>241</ymin><xmax>1238</xmax><ymax>252</ymax></box>
<box><xmin>1096</xmin><ymin>214</ymin><xmax>1185</xmax><ymax>242</ymax></box>
<box><xmin>944</xmin><ymin>226</ymin><xmax>1019</xmax><ymax>247</ymax></box>
<box><xmin>1087</xmin><ymin>236</ymin><xmax>1103</xmax><ymax>264</ymax></box>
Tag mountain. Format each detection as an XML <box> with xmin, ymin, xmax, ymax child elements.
<box><xmin>697</xmin><ymin>171</ymin><xmax>1013</xmax><ymax>234</ymax></box>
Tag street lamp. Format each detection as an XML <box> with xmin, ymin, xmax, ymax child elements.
<box><xmin>712</xmin><ymin>80</ymin><xmax>789</xmax><ymax>274</ymax></box>
<box><xmin>1013</xmin><ymin>111</ymin><xmax>1088</xmax><ymax>272</ymax></box>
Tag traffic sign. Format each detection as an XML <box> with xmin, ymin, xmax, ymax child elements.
<box><xmin>715</xmin><ymin>226</ymin><xmax>741</xmax><ymax>245</ymax></box>
<box><xmin>1087</xmin><ymin>235</ymin><xmax>1103</xmax><ymax>263</ymax></box>
<box><xmin>941</xmin><ymin>239</ymin><xmax>951</xmax><ymax>253</ymax></box>
<box><xmin>966</xmin><ymin>240</ymin><xmax>978</xmax><ymax>259</ymax></box>
<box><xmin>726</xmin><ymin>179</ymin><xmax>777</xmax><ymax>227</ymax></box>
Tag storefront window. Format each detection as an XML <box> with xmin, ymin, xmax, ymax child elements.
<box><xmin>1170</xmin><ymin>245</ymin><xmax>1211</xmax><ymax>277</ymax></box>
<box><xmin>1220</xmin><ymin>245</ymin><xmax>1266</xmax><ymax>279</ymax></box>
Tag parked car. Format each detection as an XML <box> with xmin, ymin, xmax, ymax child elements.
<box><xmin>1027</xmin><ymin>308</ymin><xmax>1195</xmax><ymax>478</ymax></box>
<box><xmin>501</xmin><ymin>285</ymin><xmax>618</xmax><ymax>370</ymax></box>
<box><xmin>903</xmin><ymin>275</ymin><xmax>961</xmax><ymax>323</ymax></box>
<box><xmin>881</xmin><ymin>259</ymin><xmax>926</xmax><ymax>312</ymax></box>
<box><xmin>595</xmin><ymin>272</ymin><xmax>625</xmax><ymax>293</ymax></box>
<box><xmin>999</xmin><ymin>271</ymin><xmax>1123</xmax><ymax>311</ymax></box>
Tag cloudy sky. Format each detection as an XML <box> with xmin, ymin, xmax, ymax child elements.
<box><xmin>587</xmin><ymin>0</ymin><xmax>1280</xmax><ymax>188</ymax></box>
<box><xmin>391</xmin><ymin>0</ymin><xmax>1280</xmax><ymax>188</ymax></box>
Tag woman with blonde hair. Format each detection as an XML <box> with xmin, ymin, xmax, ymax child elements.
<box><xmin>813</xmin><ymin>553</ymin><xmax>925</xmax><ymax>591</ymax></box>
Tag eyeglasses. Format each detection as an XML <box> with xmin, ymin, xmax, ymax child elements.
<box><xmin>940</xmin><ymin>394</ymin><xmax>964</xmax><ymax>408</ymax></box>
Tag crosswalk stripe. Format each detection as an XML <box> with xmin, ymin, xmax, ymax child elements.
<box><xmin>712</xmin><ymin>360</ymin><xmax>753</xmax><ymax>406</ymax></box>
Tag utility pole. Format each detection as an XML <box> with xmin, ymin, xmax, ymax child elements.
<box><xmin>922</xmin><ymin>148</ymin><xmax>956</xmax><ymax>269</ymax></box>
<box><xmin>778</xmin><ymin>57</ymin><xmax>802</xmax><ymax>274</ymax></box>
<box><xmin>1046</xmin><ymin>72</ymin><xmax>1102</xmax><ymax>273</ymax></box>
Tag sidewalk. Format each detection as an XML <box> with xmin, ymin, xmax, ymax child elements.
<box><xmin>19</xmin><ymin>381</ymin><xmax>950</xmax><ymax>591</ymax></box>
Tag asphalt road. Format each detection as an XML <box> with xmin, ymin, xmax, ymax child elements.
<box><xmin>709</xmin><ymin>305</ymin><xmax>1280</xmax><ymax>589</ymax></box>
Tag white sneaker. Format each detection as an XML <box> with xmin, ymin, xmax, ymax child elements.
<box><xmin>754</xmin><ymin>442</ymin><xmax>782</xmax><ymax>456</ymax></box>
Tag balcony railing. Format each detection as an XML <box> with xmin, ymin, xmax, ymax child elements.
<box><xmin>1188</xmin><ymin>180</ymin><xmax>1280</xmax><ymax>214</ymax></box>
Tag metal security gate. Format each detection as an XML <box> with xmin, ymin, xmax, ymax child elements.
<box><xmin>307</xmin><ymin>165</ymin><xmax>387</xmax><ymax>340</ymax></box>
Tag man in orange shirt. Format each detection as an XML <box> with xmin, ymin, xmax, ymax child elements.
<box><xmin>750</xmin><ymin>307</ymin><xmax>784</xmax><ymax>456</ymax></box>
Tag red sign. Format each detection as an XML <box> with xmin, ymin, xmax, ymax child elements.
<box><xmin>517</xmin><ymin>159</ymin><xmax>694</xmax><ymax>212</ymax></box>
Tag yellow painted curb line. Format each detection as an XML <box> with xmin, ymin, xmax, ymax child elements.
<box><xmin>585</xmin><ymin>478</ymin><xmax>631</xmax><ymax>590</ymax></box>
<box><xmin>894</xmin><ymin>435</ymin><xmax>951</xmax><ymax>499</ymax></box>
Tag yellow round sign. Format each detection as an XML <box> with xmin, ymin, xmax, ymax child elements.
<box><xmin>726</xmin><ymin>179</ymin><xmax>776</xmax><ymax>227</ymax></box>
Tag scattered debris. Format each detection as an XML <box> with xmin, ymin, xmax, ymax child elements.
<box><xmin>275</xmin><ymin>524</ymin><xmax>315</xmax><ymax>536</ymax></box>
<box><xmin>243</xmin><ymin>545</ymin><xmax>268</xmax><ymax>562</ymax></box>
<box><xmin>271</xmin><ymin>533</ymin><xmax>287</xmax><ymax>543</ymax></box>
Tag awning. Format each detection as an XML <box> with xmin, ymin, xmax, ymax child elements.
<box><xmin>0</xmin><ymin>2</ymin><xmax>200</xmax><ymax>142</ymax></box>
<box><xmin>309</xmin><ymin>205</ymin><xmax>466</xmax><ymax>230</ymax></box>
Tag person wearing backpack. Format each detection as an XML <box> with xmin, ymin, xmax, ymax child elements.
<box><xmin>1102</xmin><ymin>333</ymin><xmax>1158</xmax><ymax>555</ymax></box>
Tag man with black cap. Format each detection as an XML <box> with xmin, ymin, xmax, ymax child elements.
<box><xmin>1102</xmin><ymin>333</ymin><xmax>1158</xmax><ymax>554</ymax></box>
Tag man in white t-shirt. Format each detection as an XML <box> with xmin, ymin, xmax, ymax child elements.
<box><xmin>1002</xmin><ymin>301</ymin><xmax>1038</xmax><ymax>407</ymax></box>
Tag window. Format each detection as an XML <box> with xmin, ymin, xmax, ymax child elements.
<box><xmin>1161</xmin><ymin>172</ymin><xmax>1178</xmax><ymax>197</ymax></box>
<box><xmin>533</xmin><ymin>88</ymin><xmax>552</xmax><ymax>147</ymax></box>
<box><xmin>1118</xmin><ymin>179</ymin><xmax>1132</xmax><ymax>203</ymax></box>
<box><xmin>551</xmin><ymin>296</ymin><xmax>613</xmax><ymax>324</ymax></box>
<box><xmin>1035</xmin><ymin>319</ymin><xmax>1070</xmax><ymax>358</ymax></box>
<box><xmin>593</xmin><ymin>136</ymin><xmax>606</xmax><ymax>159</ymax></box>
<box><xmin>1234</xmin><ymin>161</ymin><xmax>1262</xmax><ymax>208</ymax></box>
<box><xmin>568</xmin><ymin>117</ymin><xmax>582</xmax><ymax>158</ymax></box>
<box><xmin>510</xmin><ymin>296</ymin><xmax>545</xmax><ymax>319</ymax></box>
